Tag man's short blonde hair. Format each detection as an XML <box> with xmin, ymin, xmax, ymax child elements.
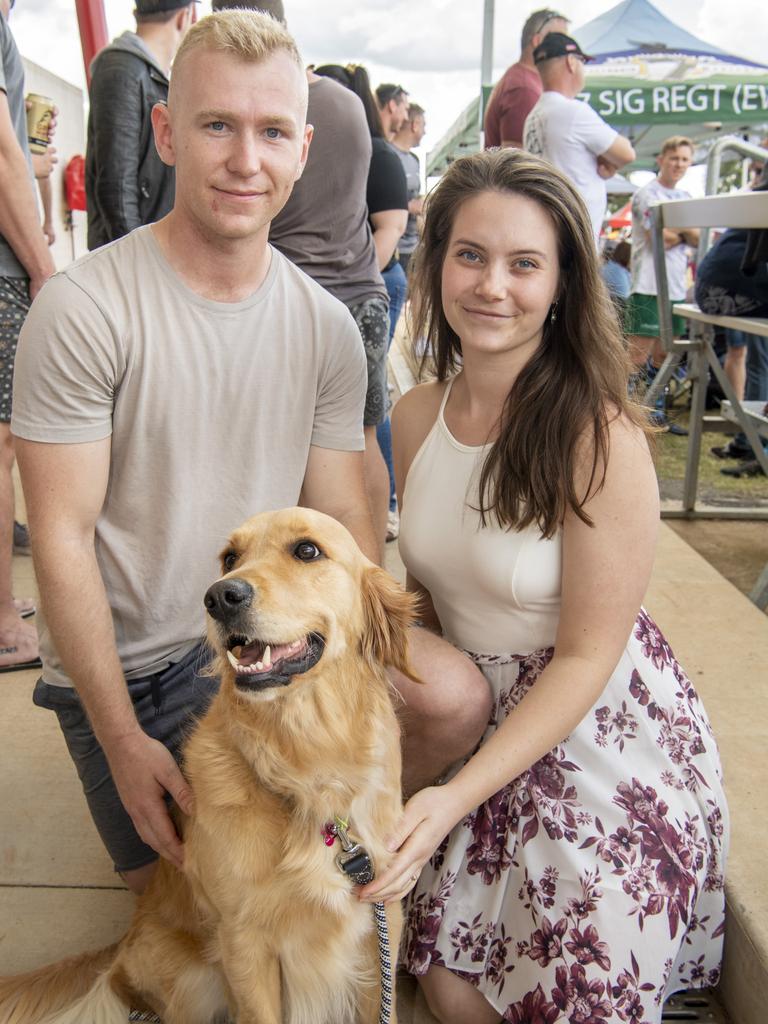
<box><xmin>659</xmin><ymin>135</ymin><xmax>694</xmax><ymax>157</ymax></box>
<box><xmin>171</xmin><ymin>9</ymin><xmax>303</xmax><ymax>94</ymax></box>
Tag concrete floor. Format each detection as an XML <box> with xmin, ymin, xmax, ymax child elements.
<box><xmin>665</xmin><ymin>519</ymin><xmax>768</xmax><ymax>612</ymax></box>
<box><xmin>2</xmin><ymin>508</ymin><xmax>766</xmax><ymax>1022</ymax></box>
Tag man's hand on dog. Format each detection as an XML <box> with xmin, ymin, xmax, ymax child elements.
<box><xmin>108</xmin><ymin>732</ymin><xmax>194</xmax><ymax>870</ymax></box>
<box><xmin>359</xmin><ymin>786</ymin><xmax>464</xmax><ymax>904</ymax></box>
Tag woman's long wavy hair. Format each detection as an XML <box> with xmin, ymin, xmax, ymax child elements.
<box><xmin>409</xmin><ymin>148</ymin><xmax>652</xmax><ymax>538</ymax></box>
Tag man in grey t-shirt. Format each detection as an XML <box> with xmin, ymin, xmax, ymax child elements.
<box><xmin>391</xmin><ymin>102</ymin><xmax>426</xmax><ymax>275</ymax></box>
<box><xmin>0</xmin><ymin>0</ymin><xmax>55</xmax><ymax>672</ymax></box>
<box><xmin>13</xmin><ymin>11</ymin><xmax>376</xmax><ymax>895</ymax></box>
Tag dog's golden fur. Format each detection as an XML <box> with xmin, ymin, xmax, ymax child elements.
<box><xmin>0</xmin><ymin>508</ymin><xmax>416</xmax><ymax>1024</ymax></box>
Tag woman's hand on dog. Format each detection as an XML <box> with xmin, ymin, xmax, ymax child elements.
<box><xmin>107</xmin><ymin>731</ymin><xmax>194</xmax><ymax>870</ymax></box>
<box><xmin>358</xmin><ymin>786</ymin><xmax>465</xmax><ymax>904</ymax></box>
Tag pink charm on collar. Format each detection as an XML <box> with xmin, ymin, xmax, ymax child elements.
<box><xmin>322</xmin><ymin>821</ymin><xmax>338</xmax><ymax>846</ymax></box>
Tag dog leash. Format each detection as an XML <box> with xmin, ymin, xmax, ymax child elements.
<box><xmin>127</xmin><ymin>817</ymin><xmax>394</xmax><ymax>1024</ymax></box>
<box><xmin>324</xmin><ymin>816</ymin><xmax>394</xmax><ymax>1024</ymax></box>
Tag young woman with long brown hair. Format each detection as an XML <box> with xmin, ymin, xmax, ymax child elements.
<box><xmin>360</xmin><ymin>150</ymin><xmax>728</xmax><ymax>1024</ymax></box>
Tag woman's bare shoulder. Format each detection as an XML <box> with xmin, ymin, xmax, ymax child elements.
<box><xmin>392</xmin><ymin>379</ymin><xmax>451</xmax><ymax>487</ymax></box>
<box><xmin>392</xmin><ymin>379</ymin><xmax>449</xmax><ymax>437</ymax></box>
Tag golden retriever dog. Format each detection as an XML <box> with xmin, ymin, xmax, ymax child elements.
<box><xmin>0</xmin><ymin>507</ymin><xmax>417</xmax><ymax>1024</ymax></box>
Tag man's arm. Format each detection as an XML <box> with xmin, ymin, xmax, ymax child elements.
<box><xmin>370</xmin><ymin>208</ymin><xmax>408</xmax><ymax>271</ymax></box>
<box><xmin>16</xmin><ymin>437</ymin><xmax>192</xmax><ymax>867</ymax></box>
<box><xmin>0</xmin><ymin>93</ymin><xmax>54</xmax><ymax>295</ymax></box>
<box><xmin>88</xmin><ymin>54</ymin><xmax>146</xmax><ymax>241</ymax></box>
<box><xmin>300</xmin><ymin>445</ymin><xmax>379</xmax><ymax>563</ymax></box>
<box><xmin>599</xmin><ymin>134</ymin><xmax>635</xmax><ymax>172</ymax></box>
<box><xmin>32</xmin><ymin>147</ymin><xmax>57</xmax><ymax>246</ymax></box>
<box><xmin>36</xmin><ymin>176</ymin><xmax>55</xmax><ymax>245</ymax></box>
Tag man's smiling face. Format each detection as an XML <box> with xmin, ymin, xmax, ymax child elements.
<box><xmin>154</xmin><ymin>45</ymin><xmax>312</xmax><ymax>245</ymax></box>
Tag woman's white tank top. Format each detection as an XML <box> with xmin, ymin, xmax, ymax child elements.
<box><xmin>398</xmin><ymin>378</ymin><xmax>563</xmax><ymax>655</ymax></box>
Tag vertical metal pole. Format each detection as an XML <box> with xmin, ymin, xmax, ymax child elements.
<box><xmin>481</xmin><ymin>0</ymin><xmax>495</xmax><ymax>87</ymax></box>
<box><xmin>75</xmin><ymin>0</ymin><xmax>109</xmax><ymax>88</ymax></box>
<box><xmin>650</xmin><ymin>203</ymin><xmax>674</xmax><ymax>354</ymax></box>
<box><xmin>681</xmin><ymin>330</ymin><xmax>707</xmax><ymax>514</ymax></box>
<box><xmin>479</xmin><ymin>0</ymin><xmax>495</xmax><ymax>139</ymax></box>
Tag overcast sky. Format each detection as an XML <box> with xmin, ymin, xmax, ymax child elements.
<box><xmin>9</xmin><ymin>0</ymin><xmax>767</xmax><ymax>177</ymax></box>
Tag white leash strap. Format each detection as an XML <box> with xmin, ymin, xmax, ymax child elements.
<box><xmin>373</xmin><ymin>900</ymin><xmax>393</xmax><ymax>1024</ymax></box>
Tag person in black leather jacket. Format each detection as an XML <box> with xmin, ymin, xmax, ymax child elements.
<box><xmin>85</xmin><ymin>0</ymin><xmax>194</xmax><ymax>251</ymax></box>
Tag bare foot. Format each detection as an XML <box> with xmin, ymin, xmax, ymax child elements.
<box><xmin>0</xmin><ymin>622</ymin><xmax>41</xmax><ymax>673</ymax></box>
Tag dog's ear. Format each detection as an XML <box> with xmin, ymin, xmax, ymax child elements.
<box><xmin>360</xmin><ymin>567</ymin><xmax>420</xmax><ymax>681</ymax></box>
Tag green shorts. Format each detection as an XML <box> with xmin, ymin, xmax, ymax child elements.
<box><xmin>627</xmin><ymin>292</ymin><xmax>687</xmax><ymax>338</ymax></box>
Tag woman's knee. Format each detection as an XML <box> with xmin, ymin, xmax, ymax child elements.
<box><xmin>406</xmin><ymin>630</ymin><xmax>492</xmax><ymax>742</ymax></box>
<box><xmin>442</xmin><ymin>649</ymin><xmax>492</xmax><ymax>738</ymax></box>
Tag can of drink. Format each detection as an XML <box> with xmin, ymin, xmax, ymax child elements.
<box><xmin>26</xmin><ymin>93</ymin><xmax>55</xmax><ymax>154</ymax></box>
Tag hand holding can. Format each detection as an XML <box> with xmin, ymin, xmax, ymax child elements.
<box><xmin>25</xmin><ymin>93</ymin><xmax>56</xmax><ymax>154</ymax></box>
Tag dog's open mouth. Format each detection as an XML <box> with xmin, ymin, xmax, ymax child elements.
<box><xmin>224</xmin><ymin>632</ymin><xmax>325</xmax><ymax>691</ymax></box>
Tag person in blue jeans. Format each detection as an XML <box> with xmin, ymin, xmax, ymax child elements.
<box><xmin>711</xmin><ymin>328</ymin><xmax>768</xmax><ymax>477</ymax></box>
<box><xmin>313</xmin><ymin>65</ymin><xmax>410</xmax><ymax>543</ymax></box>
<box><xmin>695</xmin><ymin>208</ymin><xmax>768</xmax><ymax>476</ymax></box>
<box><xmin>378</xmin><ymin>260</ymin><xmax>408</xmax><ymax>537</ymax></box>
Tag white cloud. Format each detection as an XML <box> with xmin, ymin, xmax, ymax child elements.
<box><xmin>8</xmin><ymin>0</ymin><xmax>767</xmax><ymax>162</ymax></box>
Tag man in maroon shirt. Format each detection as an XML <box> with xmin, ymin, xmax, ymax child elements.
<box><xmin>484</xmin><ymin>7</ymin><xmax>569</xmax><ymax>150</ymax></box>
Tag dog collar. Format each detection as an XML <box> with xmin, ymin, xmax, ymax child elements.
<box><xmin>322</xmin><ymin>815</ymin><xmax>375</xmax><ymax>885</ymax></box>
<box><xmin>322</xmin><ymin>817</ymin><xmax>393</xmax><ymax>1023</ymax></box>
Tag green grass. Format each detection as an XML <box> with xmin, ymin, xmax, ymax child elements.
<box><xmin>655</xmin><ymin>407</ymin><xmax>767</xmax><ymax>506</ymax></box>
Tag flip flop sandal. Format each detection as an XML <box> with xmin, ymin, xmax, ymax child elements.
<box><xmin>12</xmin><ymin>597</ymin><xmax>36</xmax><ymax>619</ymax></box>
<box><xmin>0</xmin><ymin>643</ymin><xmax>42</xmax><ymax>673</ymax></box>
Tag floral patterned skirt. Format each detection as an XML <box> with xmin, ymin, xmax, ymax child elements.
<box><xmin>402</xmin><ymin>610</ymin><xmax>728</xmax><ymax>1024</ymax></box>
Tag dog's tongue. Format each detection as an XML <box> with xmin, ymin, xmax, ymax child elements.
<box><xmin>229</xmin><ymin>636</ymin><xmax>309</xmax><ymax>673</ymax></box>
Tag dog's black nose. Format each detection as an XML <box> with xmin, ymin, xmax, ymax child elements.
<box><xmin>204</xmin><ymin>578</ymin><xmax>254</xmax><ymax>621</ymax></box>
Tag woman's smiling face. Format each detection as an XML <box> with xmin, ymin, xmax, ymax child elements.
<box><xmin>440</xmin><ymin>189</ymin><xmax>561</xmax><ymax>365</ymax></box>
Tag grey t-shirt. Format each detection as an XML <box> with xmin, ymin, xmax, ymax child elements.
<box><xmin>270</xmin><ymin>76</ymin><xmax>386</xmax><ymax>306</ymax></box>
<box><xmin>12</xmin><ymin>227</ymin><xmax>367</xmax><ymax>686</ymax></box>
<box><xmin>394</xmin><ymin>147</ymin><xmax>421</xmax><ymax>256</ymax></box>
<box><xmin>0</xmin><ymin>14</ymin><xmax>35</xmax><ymax>278</ymax></box>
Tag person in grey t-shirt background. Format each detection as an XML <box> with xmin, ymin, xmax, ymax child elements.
<box><xmin>391</xmin><ymin>102</ymin><xmax>426</xmax><ymax>277</ymax></box>
<box><xmin>0</xmin><ymin>0</ymin><xmax>55</xmax><ymax>673</ymax></box>
<box><xmin>379</xmin><ymin>101</ymin><xmax>426</xmax><ymax>539</ymax></box>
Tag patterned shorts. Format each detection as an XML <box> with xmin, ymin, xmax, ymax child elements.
<box><xmin>347</xmin><ymin>295</ymin><xmax>389</xmax><ymax>427</ymax></box>
<box><xmin>0</xmin><ymin>277</ymin><xmax>31</xmax><ymax>423</ymax></box>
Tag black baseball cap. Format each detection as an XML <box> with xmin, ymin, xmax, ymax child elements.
<box><xmin>533</xmin><ymin>32</ymin><xmax>593</xmax><ymax>65</ymax></box>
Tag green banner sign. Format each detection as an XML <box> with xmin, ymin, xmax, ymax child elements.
<box><xmin>580</xmin><ymin>76</ymin><xmax>768</xmax><ymax>124</ymax></box>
